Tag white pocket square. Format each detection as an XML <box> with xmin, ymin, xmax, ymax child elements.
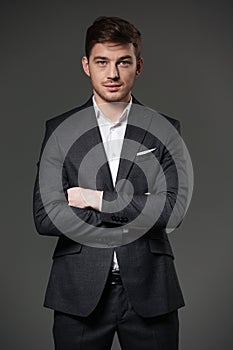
<box><xmin>136</xmin><ymin>148</ymin><xmax>157</xmax><ymax>156</ymax></box>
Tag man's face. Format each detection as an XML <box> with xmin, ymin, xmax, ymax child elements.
<box><xmin>82</xmin><ymin>42</ymin><xmax>143</xmax><ymax>104</ymax></box>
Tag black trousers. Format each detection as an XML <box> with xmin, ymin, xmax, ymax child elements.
<box><xmin>53</xmin><ymin>279</ymin><xmax>179</xmax><ymax>350</ymax></box>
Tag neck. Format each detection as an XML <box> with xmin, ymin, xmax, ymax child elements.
<box><xmin>98</xmin><ymin>102</ymin><xmax>128</xmax><ymax>122</ymax></box>
<box><xmin>94</xmin><ymin>95</ymin><xmax>131</xmax><ymax>122</ymax></box>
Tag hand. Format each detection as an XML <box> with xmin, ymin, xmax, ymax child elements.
<box><xmin>67</xmin><ymin>187</ymin><xmax>102</xmax><ymax>211</ymax></box>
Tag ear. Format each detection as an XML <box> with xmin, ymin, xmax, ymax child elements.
<box><xmin>135</xmin><ymin>57</ymin><xmax>144</xmax><ymax>77</ymax></box>
<box><xmin>82</xmin><ymin>56</ymin><xmax>90</xmax><ymax>77</ymax></box>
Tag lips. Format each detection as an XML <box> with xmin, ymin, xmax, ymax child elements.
<box><xmin>103</xmin><ymin>84</ymin><xmax>122</xmax><ymax>91</ymax></box>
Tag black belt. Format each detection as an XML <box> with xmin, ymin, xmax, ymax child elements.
<box><xmin>108</xmin><ymin>269</ymin><xmax>122</xmax><ymax>285</ymax></box>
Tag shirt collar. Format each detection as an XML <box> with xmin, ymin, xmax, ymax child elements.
<box><xmin>92</xmin><ymin>95</ymin><xmax>132</xmax><ymax>125</ymax></box>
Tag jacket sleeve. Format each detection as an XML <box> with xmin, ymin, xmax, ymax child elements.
<box><xmin>33</xmin><ymin>120</ymin><xmax>103</xmax><ymax>238</ymax></box>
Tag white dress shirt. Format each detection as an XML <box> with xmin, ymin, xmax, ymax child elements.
<box><xmin>93</xmin><ymin>96</ymin><xmax>132</xmax><ymax>270</ymax></box>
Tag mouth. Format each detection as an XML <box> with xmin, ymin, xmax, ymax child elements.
<box><xmin>103</xmin><ymin>84</ymin><xmax>122</xmax><ymax>92</ymax></box>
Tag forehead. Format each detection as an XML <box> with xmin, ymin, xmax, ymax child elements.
<box><xmin>90</xmin><ymin>42</ymin><xmax>136</xmax><ymax>59</ymax></box>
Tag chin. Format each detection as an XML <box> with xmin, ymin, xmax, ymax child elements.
<box><xmin>103</xmin><ymin>92</ymin><xmax>129</xmax><ymax>103</ymax></box>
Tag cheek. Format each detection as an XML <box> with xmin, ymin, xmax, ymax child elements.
<box><xmin>90</xmin><ymin>71</ymin><xmax>104</xmax><ymax>84</ymax></box>
<box><xmin>124</xmin><ymin>72</ymin><xmax>136</xmax><ymax>85</ymax></box>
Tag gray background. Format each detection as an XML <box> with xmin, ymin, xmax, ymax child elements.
<box><xmin>1</xmin><ymin>0</ymin><xmax>232</xmax><ymax>349</ymax></box>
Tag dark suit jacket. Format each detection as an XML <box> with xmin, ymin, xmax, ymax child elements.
<box><xmin>33</xmin><ymin>96</ymin><xmax>186</xmax><ymax>317</ymax></box>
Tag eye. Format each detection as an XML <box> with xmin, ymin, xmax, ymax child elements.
<box><xmin>96</xmin><ymin>60</ymin><xmax>107</xmax><ymax>66</ymax></box>
<box><xmin>118</xmin><ymin>60</ymin><xmax>131</xmax><ymax>66</ymax></box>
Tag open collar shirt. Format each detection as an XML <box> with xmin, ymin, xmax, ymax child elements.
<box><xmin>93</xmin><ymin>95</ymin><xmax>132</xmax><ymax>270</ymax></box>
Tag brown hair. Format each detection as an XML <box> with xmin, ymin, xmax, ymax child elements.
<box><xmin>85</xmin><ymin>16</ymin><xmax>142</xmax><ymax>60</ymax></box>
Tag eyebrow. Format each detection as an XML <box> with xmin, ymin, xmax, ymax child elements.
<box><xmin>93</xmin><ymin>55</ymin><xmax>133</xmax><ymax>61</ymax></box>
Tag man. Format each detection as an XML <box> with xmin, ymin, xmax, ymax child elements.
<box><xmin>33</xmin><ymin>16</ymin><xmax>189</xmax><ymax>350</ymax></box>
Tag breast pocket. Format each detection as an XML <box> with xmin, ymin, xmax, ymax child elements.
<box><xmin>135</xmin><ymin>147</ymin><xmax>159</xmax><ymax>163</ymax></box>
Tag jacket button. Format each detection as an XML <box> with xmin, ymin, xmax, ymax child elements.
<box><xmin>115</xmin><ymin>216</ymin><xmax>120</xmax><ymax>222</ymax></box>
<box><xmin>111</xmin><ymin>215</ymin><xmax>116</xmax><ymax>221</ymax></box>
<box><xmin>124</xmin><ymin>217</ymin><xmax>128</xmax><ymax>223</ymax></box>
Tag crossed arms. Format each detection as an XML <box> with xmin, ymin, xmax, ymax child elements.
<box><xmin>33</xmin><ymin>117</ymin><xmax>188</xmax><ymax>243</ymax></box>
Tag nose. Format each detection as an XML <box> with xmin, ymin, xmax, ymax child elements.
<box><xmin>107</xmin><ymin>63</ymin><xmax>119</xmax><ymax>80</ymax></box>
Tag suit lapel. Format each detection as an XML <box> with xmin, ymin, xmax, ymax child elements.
<box><xmin>116</xmin><ymin>101</ymin><xmax>153</xmax><ymax>188</ymax></box>
<box><xmin>82</xmin><ymin>98</ymin><xmax>114</xmax><ymax>191</ymax></box>
<box><xmin>95</xmin><ymin>126</ymin><xmax>115</xmax><ymax>191</ymax></box>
